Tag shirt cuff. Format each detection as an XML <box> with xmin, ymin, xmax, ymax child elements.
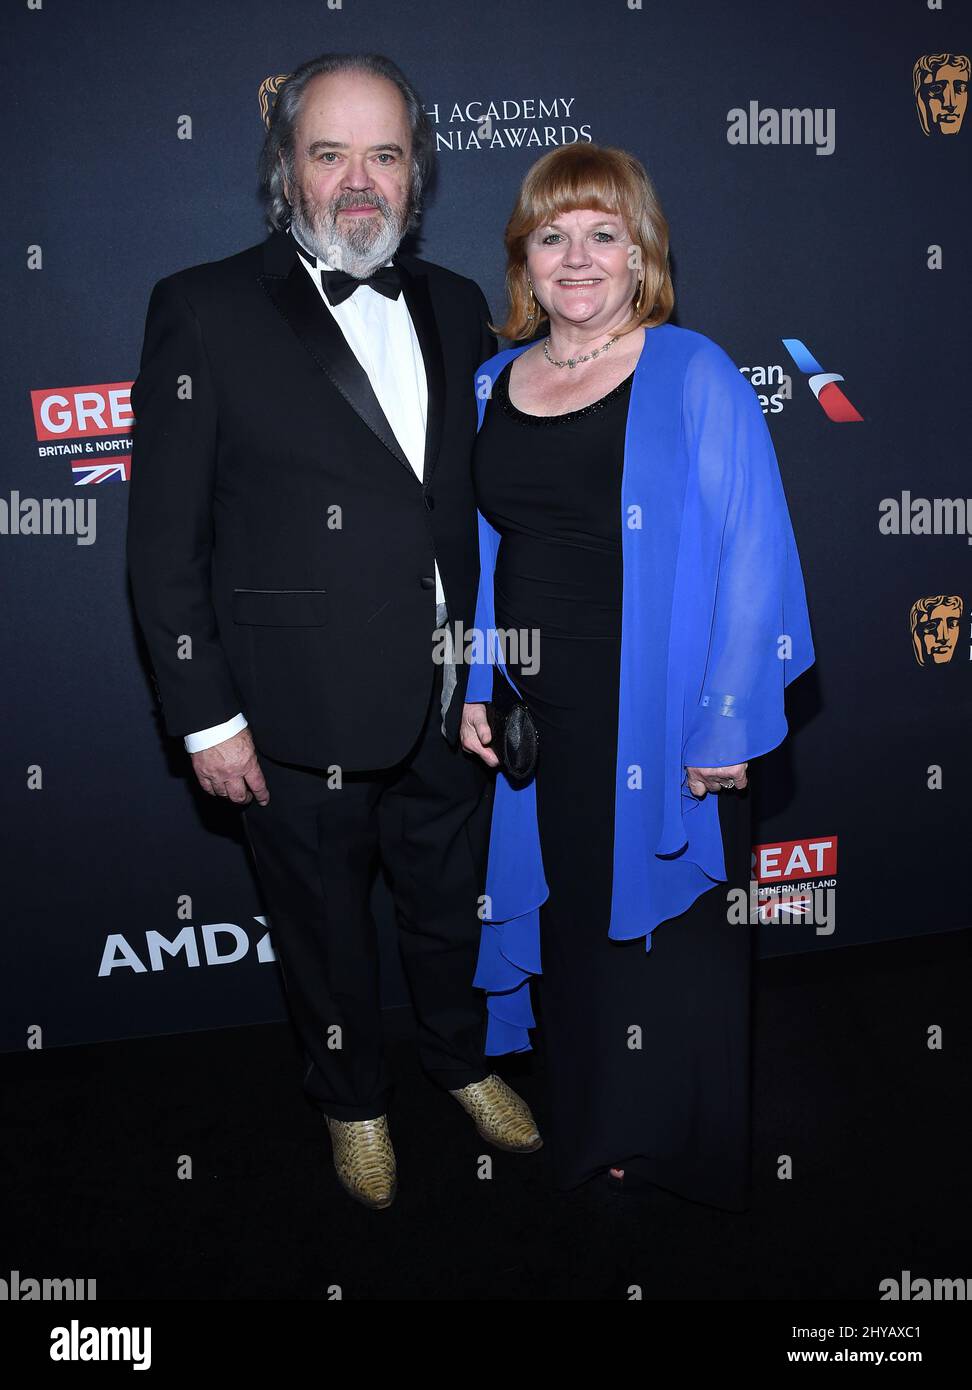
<box><xmin>184</xmin><ymin>713</ymin><xmax>248</xmax><ymax>753</ymax></box>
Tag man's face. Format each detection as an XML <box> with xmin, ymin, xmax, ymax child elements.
<box><xmin>281</xmin><ymin>71</ymin><xmax>414</xmax><ymax>276</ymax></box>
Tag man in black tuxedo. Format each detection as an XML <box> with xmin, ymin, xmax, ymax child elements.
<box><xmin>127</xmin><ymin>52</ymin><xmax>540</xmax><ymax>1210</ymax></box>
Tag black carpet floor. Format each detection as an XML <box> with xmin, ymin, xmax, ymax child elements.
<box><xmin>2</xmin><ymin>930</ymin><xmax>970</xmax><ymax>1301</ymax></box>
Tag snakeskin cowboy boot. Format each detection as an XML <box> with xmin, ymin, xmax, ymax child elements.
<box><xmin>448</xmin><ymin>1074</ymin><xmax>543</xmax><ymax>1153</ymax></box>
<box><xmin>325</xmin><ymin>1115</ymin><xmax>397</xmax><ymax>1209</ymax></box>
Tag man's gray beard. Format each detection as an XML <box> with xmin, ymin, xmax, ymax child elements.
<box><xmin>290</xmin><ymin>193</ymin><xmax>407</xmax><ymax>278</ymax></box>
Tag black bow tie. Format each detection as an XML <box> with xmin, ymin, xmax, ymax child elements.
<box><xmin>291</xmin><ymin>235</ymin><xmax>403</xmax><ymax>305</ymax></box>
<box><xmin>319</xmin><ymin>264</ymin><xmax>402</xmax><ymax>306</ymax></box>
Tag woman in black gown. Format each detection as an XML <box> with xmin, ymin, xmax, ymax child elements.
<box><xmin>471</xmin><ymin>356</ymin><xmax>754</xmax><ymax>1209</ymax></box>
<box><xmin>461</xmin><ymin>143</ymin><xmax>812</xmax><ymax>1209</ymax></box>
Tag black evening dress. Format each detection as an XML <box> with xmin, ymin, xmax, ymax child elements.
<box><xmin>472</xmin><ymin>358</ymin><xmax>755</xmax><ymax>1211</ymax></box>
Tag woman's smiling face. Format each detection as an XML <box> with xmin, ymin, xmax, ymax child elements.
<box><xmin>525</xmin><ymin>207</ymin><xmax>640</xmax><ymax>333</ymax></box>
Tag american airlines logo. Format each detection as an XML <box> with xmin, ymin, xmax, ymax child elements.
<box><xmin>99</xmin><ymin>916</ymin><xmax>276</xmax><ymax>975</ymax></box>
<box><xmin>781</xmin><ymin>340</ymin><xmax>862</xmax><ymax>422</ymax></box>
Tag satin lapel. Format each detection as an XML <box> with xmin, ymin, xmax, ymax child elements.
<box><xmin>396</xmin><ymin>256</ymin><xmax>445</xmax><ymax>486</ymax></box>
<box><xmin>257</xmin><ymin>231</ymin><xmax>413</xmax><ymax>477</ymax></box>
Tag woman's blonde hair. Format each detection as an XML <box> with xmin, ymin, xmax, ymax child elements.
<box><xmin>493</xmin><ymin>142</ymin><xmax>675</xmax><ymax>341</ymax></box>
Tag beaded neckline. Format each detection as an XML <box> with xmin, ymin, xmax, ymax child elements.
<box><xmin>494</xmin><ymin>360</ymin><xmax>635</xmax><ymax>425</ymax></box>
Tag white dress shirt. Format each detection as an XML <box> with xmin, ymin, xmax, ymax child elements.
<box><xmin>184</xmin><ymin>225</ymin><xmax>441</xmax><ymax>753</ymax></box>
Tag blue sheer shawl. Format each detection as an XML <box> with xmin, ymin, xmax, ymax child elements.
<box><xmin>465</xmin><ymin>323</ymin><xmax>814</xmax><ymax>1054</ymax></box>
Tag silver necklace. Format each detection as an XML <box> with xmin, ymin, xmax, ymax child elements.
<box><xmin>543</xmin><ymin>334</ymin><xmax>619</xmax><ymax>370</ymax></box>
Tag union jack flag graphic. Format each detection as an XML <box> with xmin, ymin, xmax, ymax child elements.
<box><xmin>756</xmin><ymin>892</ymin><xmax>814</xmax><ymax>923</ymax></box>
<box><xmin>71</xmin><ymin>455</ymin><xmax>131</xmax><ymax>485</ymax></box>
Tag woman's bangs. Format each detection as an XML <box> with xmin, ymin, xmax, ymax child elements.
<box><xmin>525</xmin><ymin>165</ymin><xmax>631</xmax><ymax>235</ymax></box>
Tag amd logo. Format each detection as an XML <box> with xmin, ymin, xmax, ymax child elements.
<box><xmin>98</xmin><ymin>917</ymin><xmax>276</xmax><ymax>976</ymax></box>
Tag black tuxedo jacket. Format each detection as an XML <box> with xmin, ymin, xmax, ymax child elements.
<box><xmin>127</xmin><ymin>228</ymin><xmax>496</xmax><ymax>771</ymax></box>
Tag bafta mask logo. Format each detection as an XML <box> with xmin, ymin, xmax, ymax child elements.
<box><xmin>910</xmin><ymin>593</ymin><xmax>963</xmax><ymax>666</ymax></box>
<box><xmin>914</xmin><ymin>53</ymin><xmax>968</xmax><ymax>136</ymax></box>
<box><xmin>259</xmin><ymin>74</ymin><xmax>291</xmax><ymax>129</ymax></box>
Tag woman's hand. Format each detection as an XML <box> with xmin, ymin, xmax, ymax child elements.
<box><xmin>685</xmin><ymin>762</ymin><xmax>748</xmax><ymax>798</ymax></box>
<box><xmin>460</xmin><ymin>702</ymin><xmax>500</xmax><ymax>768</ymax></box>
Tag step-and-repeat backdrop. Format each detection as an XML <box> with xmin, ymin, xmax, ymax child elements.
<box><xmin>3</xmin><ymin>1</ymin><xmax>968</xmax><ymax>1050</ymax></box>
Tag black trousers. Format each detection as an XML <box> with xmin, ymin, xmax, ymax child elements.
<box><xmin>509</xmin><ymin>627</ymin><xmax>755</xmax><ymax>1209</ymax></box>
<box><xmin>242</xmin><ymin>663</ymin><xmax>492</xmax><ymax>1121</ymax></box>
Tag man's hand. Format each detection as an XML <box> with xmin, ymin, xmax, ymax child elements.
<box><xmin>460</xmin><ymin>702</ymin><xmax>499</xmax><ymax>768</ymax></box>
<box><xmin>190</xmin><ymin>727</ymin><xmax>269</xmax><ymax>805</ymax></box>
<box><xmin>685</xmin><ymin>762</ymin><xmax>749</xmax><ymax>798</ymax></box>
